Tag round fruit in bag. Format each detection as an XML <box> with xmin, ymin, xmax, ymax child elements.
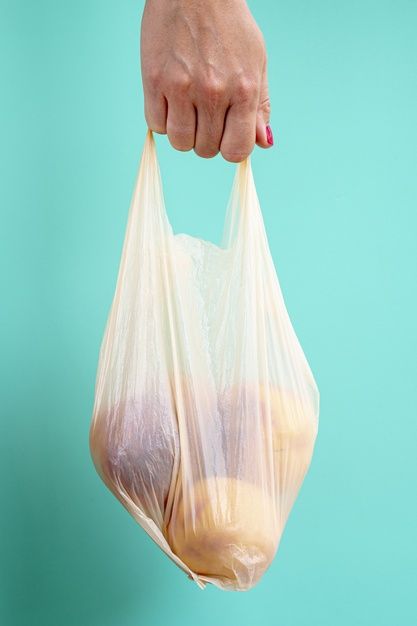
<box><xmin>167</xmin><ymin>476</ymin><xmax>278</xmax><ymax>589</ymax></box>
<box><xmin>222</xmin><ymin>384</ymin><xmax>318</xmax><ymax>483</ymax></box>
<box><xmin>89</xmin><ymin>396</ymin><xmax>179</xmax><ymax>522</ymax></box>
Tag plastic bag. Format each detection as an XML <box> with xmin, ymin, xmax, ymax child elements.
<box><xmin>89</xmin><ymin>130</ymin><xmax>319</xmax><ymax>591</ymax></box>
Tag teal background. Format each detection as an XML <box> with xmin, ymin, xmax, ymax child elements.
<box><xmin>1</xmin><ymin>1</ymin><xmax>416</xmax><ymax>624</ymax></box>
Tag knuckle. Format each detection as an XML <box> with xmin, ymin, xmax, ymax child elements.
<box><xmin>259</xmin><ymin>96</ymin><xmax>271</xmax><ymax>117</ymax></box>
<box><xmin>170</xmin><ymin>74</ymin><xmax>192</xmax><ymax>94</ymax></box>
<box><xmin>168</xmin><ymin>122</ymin><xmax>194</xmax><ymax>135</ymax></box>
<box><xmin>200</xmin><ymin>78</ymin><xmax>226</xmax><ymax>100</ymax></box>
<box><xmin>235</xmin><ymin>77</ymin><xmax>257</xmax><ymax>102</ymax></box>
<box><xmin>146</xmin><ymin>68</ymin><xmax>162</xmax><ymax>91</ymax></box>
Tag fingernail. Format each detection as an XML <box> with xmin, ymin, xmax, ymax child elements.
<box><xmin>266</xmin><ymin>124</ymin><xmax>274</xmax><ymax>146</ymax></box>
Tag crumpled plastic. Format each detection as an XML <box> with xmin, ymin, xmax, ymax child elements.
<box><xmin>89</xmin><ymin>130</ymin><xmax>319</xmax><ymax>591</ymax></box>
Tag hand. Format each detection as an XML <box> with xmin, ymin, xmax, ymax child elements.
<box><xmin>140</xmin><ymin>0</ymin><xmax>273</xmax><ymax>162</ymax></box>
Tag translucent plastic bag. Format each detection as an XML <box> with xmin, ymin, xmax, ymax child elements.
<box><xmin>89</xmin><ymin>130</ymin><xmax>319</xmax><ymax>591</ymax></box>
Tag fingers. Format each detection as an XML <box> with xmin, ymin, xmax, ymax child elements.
<box><xmin>194</xmin><ymin>80</ymin><xmax>228</xmax><ymax>158</ymax></box>
<box><xmin>166</xmin><ymin>98</ymin><xmax>196</xmax><ymax>152</ymax></box>
<box><xmin>255</xmin><ymin>59</ymin><xmax>273</xmax><ymax>149</ymax></box>
<box><xmin>144</xmin><ymin>75</ymin><xmax>271</xmax><ymax>162</ymax></box>
<box><xmin>144</xmin><ymin>80</ymin><xmax>167</xmax><ymax>134</ymax></box>
<box><xmin>145</xmin><ymin>77</ymin><xmax>197</xmax><ymax>150</ymax></box>
<box><xmin>220</xmin><ymin>80</ymin><xmax>259</xmax><ymax>163</ymax></box>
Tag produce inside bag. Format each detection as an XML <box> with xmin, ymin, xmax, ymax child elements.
<box><xmin>90</xmin><ymin>130</ymin><xmax>319</xmax><ymax>591</ymax></box>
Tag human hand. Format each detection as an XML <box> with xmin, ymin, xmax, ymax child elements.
<box><xmin>140</xmin><ymin>0</ymin><xmax>273</xmax><ymax>162</ymax></box>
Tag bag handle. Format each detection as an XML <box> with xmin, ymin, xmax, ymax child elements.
<box><xmin>143</xmin><ymin>128</ymin><xmax>260</xmax><ymax>248</ymax></box>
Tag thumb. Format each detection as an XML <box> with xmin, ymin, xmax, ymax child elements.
<box><xmin>256</xmin><ymin>59</ymin><xmax>273</xmax><ymax>149</ymax></box>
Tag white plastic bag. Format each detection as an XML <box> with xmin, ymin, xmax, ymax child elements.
<box><xmin>89</xmin><ymin>130</ymin><xmax>319</xmax><ymax>591</ymax></box>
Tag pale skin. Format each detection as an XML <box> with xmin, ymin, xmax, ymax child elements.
<box><xmin>140</xmin><ymin>0</ymin><xmax>273</xmax><ymax>163</ymax></box>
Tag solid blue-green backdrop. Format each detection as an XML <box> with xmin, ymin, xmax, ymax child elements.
<box><xmin>1</xmin><ymin>1</ymin><xmax>416</xmax><ymax>625</ymax></box>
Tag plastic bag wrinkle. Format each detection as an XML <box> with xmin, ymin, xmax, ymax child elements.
<box><xmin>90</xmin><ymin>130</ymin><xmax>319</xmax><ymax>591</ymax></box>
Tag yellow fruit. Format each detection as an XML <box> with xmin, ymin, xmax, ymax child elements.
<box><xmin>265</xmin><ymin>385</ymin><xmax>317</xmax><ymax>459</ymax></box>
<box><xmin>224</xmin><ymin>383</ymin><xmax>318</xmax><ymax>480</ymax></box>
<box><xmin>263</xmin><ymin>386</ymin><xmax>318</xmax><ymax>519</ymax></box>
<box><xmin>167</xmin><ymin>476</ymin><xmax>278</xmax><ymax>590</ymax></box>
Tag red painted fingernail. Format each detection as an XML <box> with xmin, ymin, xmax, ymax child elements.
<box><xmin>266</xmin><ymin>124</ymin><xmax>274</xmax><ymax>146</ymax></box>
